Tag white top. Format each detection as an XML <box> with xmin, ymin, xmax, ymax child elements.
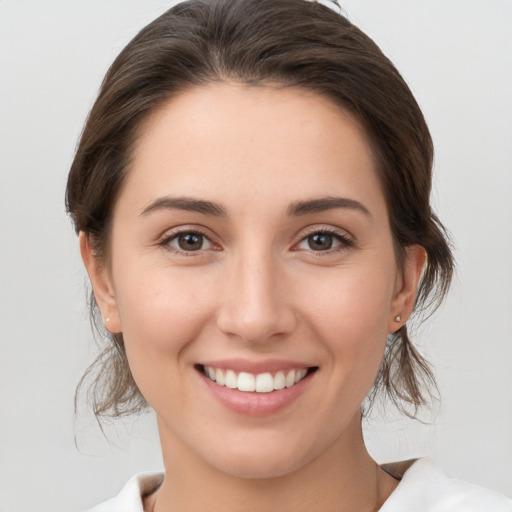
<box><xmin>86</xmin><ymin>457</ymin><xmax>512</xmax><ymax>511</ymax></box>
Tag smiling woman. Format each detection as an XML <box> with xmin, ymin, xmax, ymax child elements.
<box><xmin>64</xmin><ymin>1</ymin><xmax>511</xmax><ymax>511</ymax></box>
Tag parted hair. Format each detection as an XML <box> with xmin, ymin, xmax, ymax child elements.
<box><xmin>66</xmin><ymin>0</ymin><xmax>454</xmax><ymax>419</ymax></box>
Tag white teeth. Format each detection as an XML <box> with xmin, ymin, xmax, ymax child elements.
<box><xmin>295</xmin><ymin>369</ymin><xmax>307</xmax><ymax>383</ymax></box>
<box><xmin>203</xmin><ymin>366</ymin><xmax>310</xmax><ymax>392</ymax></box>
<box><xmin>274</xmin><ymin>370</ymin><xmax>285</xmax><ymax>390</ymax></box>
<box><xmin>285</xmin><ymin>370</ymin><xmax>296</xmax><ymax>388</ymax></box>
<box><xmin>225</xmin><ymin>369</ymin><xmax>238</xmax><ymax>389</ymax></box>
<box><xmin>215</xmin><ymin>368</ymin><xmax>225</xmax><ymax>386</ymax></box>
<box><xmin>237</xmin><ymin>372</ymin><xmax>255</xmax><ymax>392</ymax></box>
<box><xmin>255</xmin><ymin>373</ymin><xmax>274</xmax><ymax>393</ymax></box>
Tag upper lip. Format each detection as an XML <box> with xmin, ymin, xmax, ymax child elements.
<box><xmin>198</xmin><ymin>358</ymin><xmax>317</xmax><ymax>374</ymax></box>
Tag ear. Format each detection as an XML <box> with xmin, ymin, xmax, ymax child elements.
<box><xmin>388</xmin><ymin>244</ymin><xmax>426</xmax><ymax>333</ymax></box>
<box><xmin>79</xmin><ymin>231</ymin><xmax>122</xmax><ymax>333</ymax></box>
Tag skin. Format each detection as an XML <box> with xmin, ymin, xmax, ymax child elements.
<box><xmin>81</xmin><ymin>83</ymin><xmax>426</xmax><ymax>511</ymax></box>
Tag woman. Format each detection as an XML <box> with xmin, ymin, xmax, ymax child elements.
<box><xmin>66</xmin><ymin>0</ymin><xmax>511</xmax><ymax>510</ymax></box>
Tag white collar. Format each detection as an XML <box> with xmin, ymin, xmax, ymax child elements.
<box><xmin>379</xmin><ymin>457</ymin><xmax>511</xmax><ymax>511</ymax></box>
<box><xmin>87</xmin><ymin>458</ymin><xmax>511</xmax><ymax>511</ymax></box>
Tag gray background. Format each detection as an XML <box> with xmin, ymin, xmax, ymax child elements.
<box><xmin>1</xmin><ymin>1</ymin><xmax>511</xmax><ymax>510</ymax></box>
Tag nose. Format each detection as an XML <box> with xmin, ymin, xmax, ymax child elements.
<box><xmin>216</xmin><ymin>251</ymin><xmax>297</xmax><ymax>345</ymax></box>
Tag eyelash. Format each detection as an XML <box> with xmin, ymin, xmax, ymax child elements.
<box><xmin>158</xmin><ymin>228</ymin><xmax>215</xmax><ymax>257</ymax></box>
<box><xmin>294</xmin><ymin>227</ymin><xmax>354</xmax><ymax>255</ymax></box>
<box><xmin>158</xmin><ymin>227</ymin><xmax>354</xmax><ymax>257</ymax></box>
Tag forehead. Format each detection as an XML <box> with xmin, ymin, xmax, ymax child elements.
<box><xmin>121</xmin><ymin>82</ymin><xmax>384</xmax><ymax>217</ymax></box>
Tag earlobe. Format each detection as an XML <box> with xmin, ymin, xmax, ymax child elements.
<box><xmin>79</xmin><ymin>231</ymin><xmax>122</xmax><ymax>333</ymax></box>
<box><xmin>388</xmin><ymin>245</ymin><xmax>426</xmax><ymax>333</ymax></box>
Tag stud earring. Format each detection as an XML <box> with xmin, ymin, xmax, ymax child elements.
<box><xmin>105</xmin><ymin>317</ymin><xmax>110</xmax><ymax>323</ymax></box>
<box><xmin>394</xmin><ymin>314</ymin><xmax>402</xmax><ymax>322</ymax></box>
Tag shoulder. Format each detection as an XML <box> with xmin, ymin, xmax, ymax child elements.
<box><xmin>380</xmin><ymin>457</ymin><xmax>512</xmax><ymax>512</ymax></box>
<box><xmin>86</xmin><ymin>472</ymin><xmax>164</xmax><ymax>512</ymax></box>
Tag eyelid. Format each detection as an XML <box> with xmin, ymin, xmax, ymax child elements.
<box><xmin>157</xmin><ymin>225</ymin><xmax>221</xmax><ymax>256</ymax></box>
<box><xmin>292</xmin><ymin>225</ymin><xmax>355</xmax><ymax>253</ymax></box>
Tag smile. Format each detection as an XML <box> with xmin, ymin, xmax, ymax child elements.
<box><xmin>196</xmin><ymin>362</ymin><xmax>318</xmax><ymax>416</ymax></box>
<box><xmin>200</xmin><ymin>365</ymin><xmax>311</xmax><ymax>393</ymax></box>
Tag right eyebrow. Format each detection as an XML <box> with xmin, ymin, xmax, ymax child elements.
<box><xmin>140</xmin><ymin>196</ymin><xmax>228</xmax><ymax>217</ymax></box>
<box><xmin>286</xmin><ymin>196</ymin><xmax>372</xmax><ymax>219</ymax></box>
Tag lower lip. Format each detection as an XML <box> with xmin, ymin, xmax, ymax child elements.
<box><xmin>198</xmin><ymin>369</ymin><xmax>315</xmax><ymax>417</ymax></box>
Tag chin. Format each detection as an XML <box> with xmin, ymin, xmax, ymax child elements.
<box><xmin>214</xmin><ymin>455</ymin><xmax>303</xmax><ymax>480</ymax></box>
<box><xmin>201</xmin><ymin>436</ymin><xmax>313</xmax><ymax>480</ymax></box>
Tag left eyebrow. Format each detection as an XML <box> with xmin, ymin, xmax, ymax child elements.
<box><xmin>286</xmin><ymin>196</ymin><xmax>372</xmax><ymax>218</ymax></box>
<box><xmin>140</xmin><ymin>196</ymin><xmax>227</xmax><ymax>217</ymax></box>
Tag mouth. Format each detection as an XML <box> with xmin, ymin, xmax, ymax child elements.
<box><xmin>196</xmin><ymin>364</ymin><xmax>318</xmax><ymax>393</ymax></box>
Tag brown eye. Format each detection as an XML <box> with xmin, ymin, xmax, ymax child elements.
<box><xmin>164</xmin><ymin>231</ymin><xmax>213</xmax><ymax>253</ymax></box>
<box><xmin>307</xmin><ymin>233</ymin><xmax>334</xmax><ymax>251</ymax></box>
<box><xmin>295</xmin><ymin>229</ymin><xmax>352</xmax><ymax>253</ymax></box>
<box><xmin>177</xmin><ymin>233</ymin><xmax>204</xmax><ymax>251</ymax></box>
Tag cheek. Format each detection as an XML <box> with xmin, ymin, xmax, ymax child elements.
<box><xmin>302</xmin><ymin>265</ymin><xmax>395</xmax><ymax>338</ymax></box>
<box><xmin>298</xmin><ymin>264</ymin><xmax>394</xmax><ymax>385</ymax></box>
<box><xmin>112</xmin><ymin>266</ymin><xmax>217</xmax><ymax>385</ymax></box>
<box><xmin>111</xmin><ymin>273</ymin><xmax>217</xmax><ymax>412</ymax></box>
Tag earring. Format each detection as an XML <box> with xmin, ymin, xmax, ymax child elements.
<box><xmin>105</xmin><ymin>317</ymin><xmax>110</xmax><ymax>323</ymax></box>
<box><xmin>394</xmin><ymin>314</ymin><xmax>402</xmax><ymax>322</ymax></box>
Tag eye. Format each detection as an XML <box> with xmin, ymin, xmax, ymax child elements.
<box><xmin>306</xmin><ymin>233</ymin><xmax>337</xmax><ymax>251</ymax></box>
<box><xmin>295</xmin><ymin>229</ymin><xmax>353</xmax><ymax>252</ymax></box>
<box><xmin>165</xmin><ymin>231</ymin><xmax>213</xmax><ymax>252</ymax></box>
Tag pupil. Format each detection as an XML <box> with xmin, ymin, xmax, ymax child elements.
<box><xmin>178</xmin><ymin>233</ymin><xmax>202</xmax><ymax>251</ymax></box>
<box><xmin>309</xmin><ymin>233</ymin><xmax>332</xmax><ymax>250</ymax></box>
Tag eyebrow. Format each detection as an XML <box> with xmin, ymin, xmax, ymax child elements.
<box><xmin>140</xmin><ymin>196</ymin><xmax>227</xmax><ymax>217</ymax></box>
<box><xmin>140</xmin><ymin>195</ymin><xmax>371</xmax><ymax>219</ymax></box>
<box><xmin>287</xmin><ymin>196</ymin><xmax>372</xmax><ymax>218</ymax></box>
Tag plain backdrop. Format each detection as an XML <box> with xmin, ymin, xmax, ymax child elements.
<box><xmin>0</xmin><ymin>1</ymin><xmax>511</xmax><ymax>510</ymax></box>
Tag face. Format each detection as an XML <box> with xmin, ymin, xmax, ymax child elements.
<box><xmin>83</xmin><ymin>83</ymin><xmax>423</xmax><ymax>479</ymax></box>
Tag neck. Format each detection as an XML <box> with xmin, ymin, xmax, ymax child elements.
<box><xmin>149</xmin><ymin>413</ymin><xmax>398</xmax><ymax>512</ymax></box>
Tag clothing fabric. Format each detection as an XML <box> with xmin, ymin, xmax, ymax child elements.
<box><xmin>86</xmin><ymin>457</ymin><xmax>512</xmax><ymax>511</ymax></box>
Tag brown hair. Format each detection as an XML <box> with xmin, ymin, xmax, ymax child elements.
<box><xmin>66</xmin><ymin>0</ymin><xmax>454</xmax><ymax>419</ymax></box>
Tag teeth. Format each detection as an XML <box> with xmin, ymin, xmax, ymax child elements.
<box><xmin>203</xmin><ymin>366</ymin><xmax>310</xmax><ymax>392</ymax></box>
<box><xmin>225</xmin><ymin>369</ymin><xmax>237</xmax><ymax>389</ymax></box>
<box><xmin>237</xmin><ymin>372</ymin><xmax>255</xmax><ymax>392</ymax></box>
<box><xmin>255</xmin><ymin>373</ymin><xmax>273</xmax><ymax>393</ymax></box>
<box><xmin>295</xmin><ymin>369</ymin><xmax>307</xmax><ymax>383</ymax></box>
<box><xmin>285</xmin><ymin>370</ymin><xmax>296</xmax><ymax>388</ymax></box>
<box><xmin>215</xmin><ymin>368</ymin><xmax>225</xmax><ymax>386</ymax></box>
<box><xmin>274</xmin><ymin>371</ymin><xmax>285</xmax><ymax>390</ymax></box>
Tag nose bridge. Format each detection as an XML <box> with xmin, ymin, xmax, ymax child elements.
<box><xmin>216</xmin><ymin>242</ymin><xmax>295</xmax><ymax>344</ymax></box>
